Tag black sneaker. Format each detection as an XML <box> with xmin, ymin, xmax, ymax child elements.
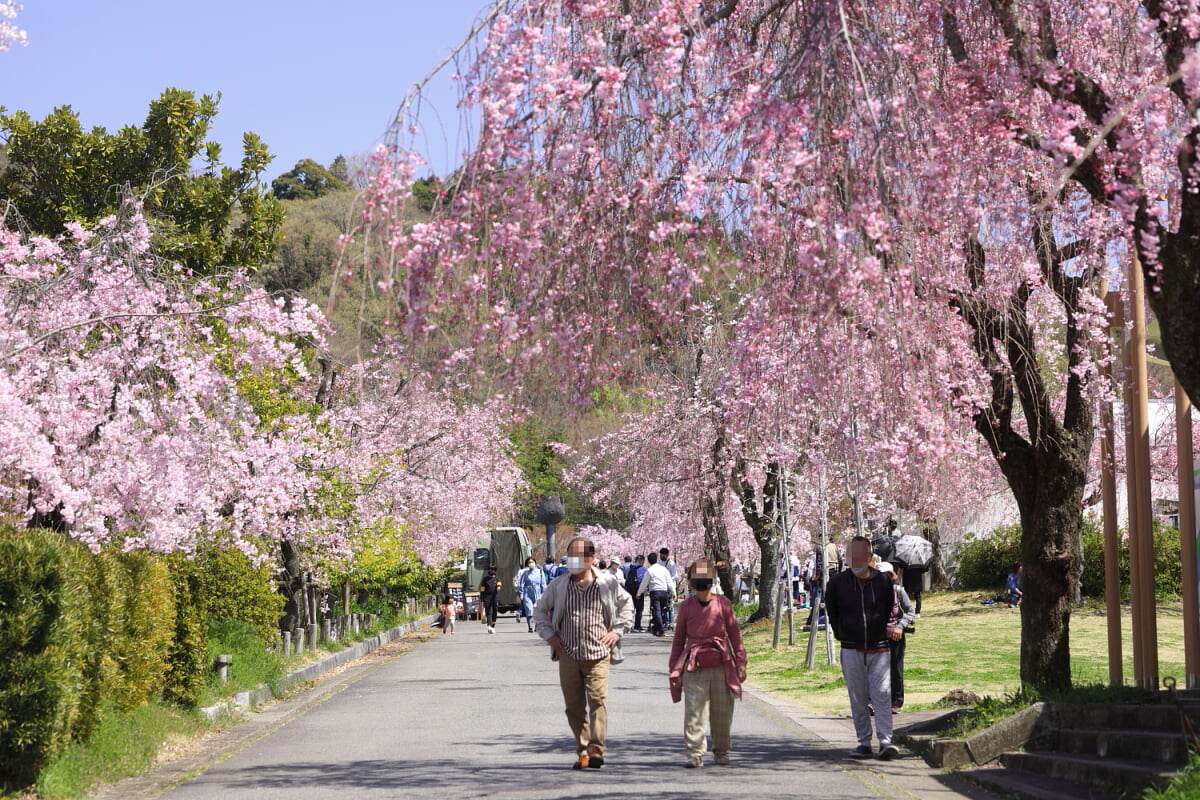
<box><xmin>878</xmin><ymin>744</ymin><xmax>900</xmax><ymax>761</ymax></box>
<box><xmin>849</xmin><ymin>745</ymin><xmax>874</xmax><ymax>759</ymax></box>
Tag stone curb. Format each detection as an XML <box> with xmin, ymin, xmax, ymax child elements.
<box><xmin>199</xmin><ymin>613</ymin><xmax>438</xmax><ymax>721</ymax></box>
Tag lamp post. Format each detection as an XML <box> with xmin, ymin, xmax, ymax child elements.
<box><xmin>535</xmin><ymin>496</ymin><xmax>565</xmax><ymax>561</ymax></box>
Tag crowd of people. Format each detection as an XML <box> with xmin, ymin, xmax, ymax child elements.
<box><xmin>441</xmin><ymin>533</ymin><xmax>930</xmax><ymax>769</ymax></box>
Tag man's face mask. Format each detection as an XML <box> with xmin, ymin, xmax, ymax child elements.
<box><xmin>691</xmin><ymin>578</ymin><xmax>713</xmax><ymax>592</ymax></box>
<box><xmin>566</xmin><ymin>555</ymin><xmax>588</xmax><ymax>574</ymax></box>
<box><xmin>848</xmin><ymin>544</ymin><xmax>871</xmax><ymax>577</ymax></box>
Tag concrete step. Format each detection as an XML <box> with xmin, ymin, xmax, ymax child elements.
<box><xmin>1050</xmin><ymin>702</ymin><xmax>1200</xmax><ymax>734</ymax></box>
<box><xmin>1001</xmin><ymin>751</ymin><xmax>1177</xmax><ymax>796</ymax></box>
<box><xmin>1046</xmin><ymin>727</ymin><xmax>1189</xmax><ymax>764</ymax></box>
<box><xmin>958</xmin><ymin>763</ymin><xmax>1123</xmax><ymax>800</ymax></box>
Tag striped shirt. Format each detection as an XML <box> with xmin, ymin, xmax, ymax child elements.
<box><xmin>560</xmin><ymin>577</ymin><xmax>608</xmax><ymax>661</ymax></box>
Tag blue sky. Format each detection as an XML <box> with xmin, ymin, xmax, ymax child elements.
<box><xmin>0</xmin><ymin>1</ymin><xmax>490</xmax><ymax>181</ymax></box>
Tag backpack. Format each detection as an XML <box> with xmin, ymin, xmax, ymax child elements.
<box><xmin>625</xmin><ymin>565</ymin><xmax>642</xmax><ymax>595</ymax></box>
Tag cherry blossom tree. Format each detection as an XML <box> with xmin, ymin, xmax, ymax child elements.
<box><xmin>0</xmin><ymin>205</ymin><xmax>328</xmax><ymax>554</ymax></box>
<box><xmin>939</xmin><ymin>0</ymin><xmax>1200</xmax><ymax>410</ymax></box>
<box><xmin>349</xmin><ymin>0</ymin><xmax>1197</xmax><ymax>690</ymax></box>
<box><xmin>0</xmin><ymin>201</ymin><xmax>523</xmax><ymax>631</ymax></box>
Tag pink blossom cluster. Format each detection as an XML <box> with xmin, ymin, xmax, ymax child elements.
<box><xmin>0</xmin><ymin>210</ymin><xmax>326</xmax><ymax>553</ymax></box>
<box><xmin>0</xmin><ymin>1</ymin><xmax>24</xmax><ymax>51</ymax></box>
<box><xmin>0</xmin><ymin>209</ymin><xmax>522</xmax><ymax>570</ymax></box>
<box><xmin>336</xmin><ymin>0</ymin><xmax>1200</xmax><ymax>556</ymax></box>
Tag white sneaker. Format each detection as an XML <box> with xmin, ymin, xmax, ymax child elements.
<box><xmin>487</xmin><ymin>626</ymin><xmax>495</xmax><ymax>634</ymax></box>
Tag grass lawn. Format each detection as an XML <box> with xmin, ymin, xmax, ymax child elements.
<box><xmin>742</xmin><ymin>590</ymin><xmax>1188</xmax><ymax>715</ymax></box>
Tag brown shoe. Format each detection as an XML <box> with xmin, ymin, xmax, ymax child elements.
<box><xmin>572</xmin><ymin>753</ymin><xmax>589</xmax><ymax>770</ymax></box>
<box><xmin>586</xmin><ymin>745</ymin><xmax>604</xmax><ymax>768</ymax></box>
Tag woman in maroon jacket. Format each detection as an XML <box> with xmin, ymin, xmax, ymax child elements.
<box><xmin>668</xmin><ymin>559</ymin><xmax>748</xmax><ymax>768</ymax></box>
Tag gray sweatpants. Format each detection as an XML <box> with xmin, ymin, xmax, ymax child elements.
<box><xmin>840</xmin><ymin>648</ymin><xmax>892</xmax><ymax>748</ymax></box>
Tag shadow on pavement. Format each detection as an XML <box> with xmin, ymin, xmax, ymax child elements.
<box><xmin>196</xmin><ymin>731</ymin><xmax>847</xmax><ymax>795</ymax></box>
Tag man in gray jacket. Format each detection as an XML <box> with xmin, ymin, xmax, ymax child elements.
<box><xmin>534</xmin><ymin>536</ymin><xmax>634</xmax><ymax>769</ymax></box>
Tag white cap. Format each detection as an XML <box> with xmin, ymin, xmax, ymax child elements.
<box><xmin>876</xmin><ymin>561</ymin><xmax>895</xmax><ymax>575</ymax></box>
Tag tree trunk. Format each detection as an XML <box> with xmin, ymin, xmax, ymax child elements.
<box><xmin>922</xmin><ymin>517</ymin><xmax>949</xmax><ymax>589</ymax></box>
<box><xmin>955</xmin><ymin>221</ymin><xmax>1094</xmax><ymax>694</ymax></box>
<box><xmin>750</xmin><ymin>529</ymin><xmax>782</xmax><ymax>623</ymax></box>
<box><xmin>1152</xmin><ymin>240</ymin><xmax>1200</xmax><ymax>410</ymax></box>
<box><xmin>278</xmin><ymin>538</ymin><xmax>305</xmax><ymax>634</ymax></box>
<box><xmin>1014</xmin><ymin>450</ymin><xmax>1084</xmax><ymax>694</ymax></box>
<box><xmin>735</xmin><ymin>458</ymin><xmax>781</xmax><ymax>624</ymax></box>
<box><xmin>701</xmin><ymin>492</ymin><xmax>735</xmax><ymax>597</ymax></box>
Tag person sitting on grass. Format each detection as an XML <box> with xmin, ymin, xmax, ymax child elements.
<box><xmin>1006</xmin><ymin>562</ymin><xmax>1023</xmax><ymax>608</ymax></box>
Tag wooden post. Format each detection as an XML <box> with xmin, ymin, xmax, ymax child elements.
<box><xmin>1126</xmin><ymin>259</ymin><xmax>1158</xmax><ymax>689</ymax></box>
<box><xmin>1101</xmin><ymin>286</ymin><xmax>1123</xmax><ymax>686</ymax></box>
<box><xmin>1177</xmin><ymin>380</ymin><xmax>1200</xmax><ymax>689</ymax></box>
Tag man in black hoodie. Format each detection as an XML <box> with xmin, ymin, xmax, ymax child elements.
<box><xmin>825</xmin><ymin>536</ymin><xmax>899</xmax><ymax>761</ymax></box>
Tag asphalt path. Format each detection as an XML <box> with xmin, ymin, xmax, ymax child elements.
<box><xmin>156</xmin><ymin>614</ymin><xmax>985</xmax><ymax>800</ymax></box>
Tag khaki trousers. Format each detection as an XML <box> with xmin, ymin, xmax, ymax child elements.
<box><xmin>558</xmin><ymin>654</ymin><xmax>610</xmax><ymax>756</ymax></box>
<box><xmin>682</xmin><ymin>666</ymin><xmax>735</xmax><ymax>758</ymax></box>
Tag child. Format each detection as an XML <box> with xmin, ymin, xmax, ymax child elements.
<box><xmin>440</xmin><ymin>596</ymin><xmax>457</xmax><ymax>635</ymax></box>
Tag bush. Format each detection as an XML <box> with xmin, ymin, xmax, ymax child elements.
<box><xmin>106</xmin><ymin>551</ymin><xmax>175</xmax><ymax>712</ymax></box>
<box><xmin>1079</xmin><ymin>519</ymin><xmax>1180</xmax><ymax>600</ymax></box>
<box><xmin>162</xmin><ymin>556</ymin><xmax>208</xmax><ymax>709</ymax></box>
<box><xmin>953</xmin><ymin>524</ymin><xmax>1022</xmax><ymax>591</ymax></box>
<box><xmin>961</xmin><ymin>519</ymin><xmax>1183</xmax><ymax>600</ymax></box>
<box><xmin>1080</xmin><ymin>517</ymin><xmax>1123</xmax><ymax>599</ymax></box>
<box><xmin>189</xmin><ymin>543</ymin><xmax>281</xmax><ymax>642</ymax></box>
<box><xmin>0</xmin><ymin>527</ymin><xmax>90</xmax><ymax>789</ymax></box>
<box><xmin>77</xmin><ymin>548</ymin><xmax>177</xmax><ymax>733</ymax></box>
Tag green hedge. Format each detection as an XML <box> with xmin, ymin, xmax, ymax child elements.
<box><xmin>0</xmin><ymin>528</ymin><xmax>90</xmax><ymax>789</ymax></box>
<box><xmin>188</xmin><ymin>542</ymin><xmax>282</xmax><ymax>642</ymax></box>
<box><xmin>162</xmin><ymin>556</ymin><xmax>208</xmax><ymax>709</ymax></box>
<box><xmin>0</xmin><ymin>528</ymin><xmax>215</xmax><ymax>789</ymax></box>
<box><xmin>956</xmin><ymin>519</ymin><xmax>1184</xmax><ymax>600</ymax></box>
<box><xmin>953</xmin><ymin>524</ymin><xmax>1023</xmax><ymax>591</ymax></box>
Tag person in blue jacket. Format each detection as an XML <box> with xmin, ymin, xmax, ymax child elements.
<box><xmin>1006</xmin><ymin>562</ymin><xmax>1023</xmax><ymax>608</ymax></box>
<box><xmin>517</xmin><ymin>556</ymin><xmax>548</xmax><ymax>632</ymax></box>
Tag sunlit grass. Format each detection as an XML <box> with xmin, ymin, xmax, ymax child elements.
<box><xmin>743</xmin><ymin>590</ymin><xmax>1188</xmax><ymax>715</ymax></box>
<box><xmin>33</xmin><ymin>702</ymin><xmax>209</xmax><ymax>799</ymax></box>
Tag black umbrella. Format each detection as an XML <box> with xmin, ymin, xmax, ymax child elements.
<box><xmin>871</xmin><ymin>535</ymin><xmax>897</xmax><ymax>563</ymax></box>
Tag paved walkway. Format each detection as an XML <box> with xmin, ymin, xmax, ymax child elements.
<box><xmin>95</xmin><ymin>615</ymin><xmax>993</xmax><ymax>799</ymax></box>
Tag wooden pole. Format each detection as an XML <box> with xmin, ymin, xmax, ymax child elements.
<box><xmin>1101</xmin><ymin>286</ymin><xmax>1123</xmax><ymax>686</ymax></box>
<box><xmin>1127</xmin><ymin>259</ymin><xmax>1158</xmax><ymax>689</ymax></box>
<box><xmin>1177</xmin><ymin>380</ymin><xmax>1200</xmax><ymax>689</ymax></box>
<box><xmin>1116</xmin><ymin>296</ymin><xmax>1144</xmax><ymax>686</ymax></box>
